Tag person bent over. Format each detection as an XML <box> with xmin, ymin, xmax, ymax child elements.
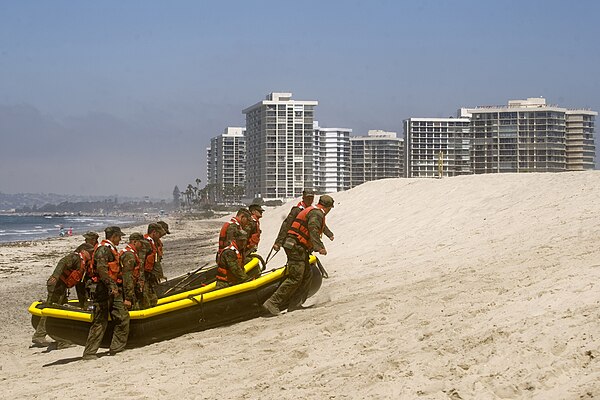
<box><xmin>32</xmin><ymin>243</ymin><xmax>94</xmax><ymax>348</ymax></box>
<box><xmin>262</xmin><ymin>195</ymin><xmax>335</xmax><ymax>316</ymax></box>
<box><xmin>82</xmin><ymin>226</ymin><xmax>130</xmax><ymax>360</ymax></box>
<box><xmin>120</xmin><ymin>232</ymin><xmax>145</xmax><ymax>311</ymax></box>
<box><xmin>139</xmin><ymin>223</ymin><xmax>167</xmax><ymax>309</ymax></box>
<box><xmin>215</xmin><ymin>230</ymin><xmax>253</xmax><ymax>290</ymax></box>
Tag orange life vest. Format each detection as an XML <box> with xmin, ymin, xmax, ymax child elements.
<box><xmin>218</xmin><ymin>217</ymin><xmax>241</xmax><ymax>250</ymax></box>
<box><xmin>91</xmin><ymin>240</ymin><xmax>122</xmax><ymax>284</ymax></box>
<box><xmin>119</xmin><ymin>244</ymin><xmax>141</xmax><ymax>283</ymax></box>
<box><xmin>247</xmin><ymin>215</ymin><xmax>261</xmax><ymax>249</ymax></box>
<box><xmin>287</xmin><ymin>205</ymin><xmax>325</xmax><ymax>250</ymax></box>
<box><xmin>143</xmin><ymin>235</ymin><xmax>158</xmax><ymax>272</ymax></box>
<box><xmin>216</xmin><ymin>242</ymin><xmax>243</xmax><ymax>284</ymax></box>
<box><xmin>59</xmin><ymin>251</ymin><xmax>88</xmax><ymax>288</ymax></box>
<box><xmin>297</xmin><ymin>200</ymin><xmax>309</xmax><ymax>210</ymax></box>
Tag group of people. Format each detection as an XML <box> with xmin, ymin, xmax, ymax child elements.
<box><xmin>215</xmin><ymin>189</ymin><xmax>335</xmax><ymax>317</ymax></box>
<box><xmin>31</xmin><ymin>221</ymin><xmax>171</xmax><ymax>360</ymax></box>
<box><xmin>32</xmin><ymin>189</ymin><xmax>336</xmax><ymax>359</ymax></box>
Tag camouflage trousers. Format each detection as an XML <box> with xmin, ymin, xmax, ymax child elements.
<box><xmin>32</xmin><ymin>280</ymin><xmax>70</xmax><ymax>344</ymax></box>
<box><xmin>141</xmin><ymin>273</ymin><xmax>158</xmax><ymax>309</ymax></box>
<box><xmin>267</xmin><ymin>239</ymin><xmax>313</xmax><ymax>310</ymax></box>
<box><xmin>82</xmin><ymin>289</ymin><xmax>130</xmax><ymax>356</ymax></box>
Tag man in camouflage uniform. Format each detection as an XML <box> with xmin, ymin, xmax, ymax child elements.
<box><xmin>218</xmin><ymin>208</ymin><xmax>251</xmax><ymax>253</ymax></box>
<box><xmin>120</xmin><ymin>232</ymin><xmax>145</xmax><ymax>311</ymax></box>
<box><xmin>246</xmin><ymin>204</ymin><xmax>264</xmax><ymax>254</ymax></box>
<box><xmin>215</xmin><ymin>230</ymin><xmax>253</xmax><ymax>290</ymax></box>
<box><xmin>82</xmin><ymin>226</ymin><xmax>130</xmax><ymax>360</ymax></box>
<box><xmin>272</xmin><ymin>189</ymin><xmax>334</xmax><ymax>252</ymax></box>
<box><xmin>32</xmin><ymin>243</ymin><xmax>94</xmax><ymax>348</ymax></box>
<box><xmin>139</xmin><ymin>223</ymin><xmax>167</xmax><ymax>309</ymax></box>
<box><xmin>154</xmin><ymin>220</ymin><xmax>170</xmax><ymax>282</ymax></box>
<box><xmin>82</xmin><ymin>231</ymin><xmax>99</xmax><ymax>248</ymax></box>
<box><xmin>262</xmin><ymin>195</ymin><xmax>335</xmax><ymax>316</ymax></box>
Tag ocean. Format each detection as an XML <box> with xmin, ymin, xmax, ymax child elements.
<box><xmin>0</xmin><ymin>214</ymin><xmax>141</xmax><ymax>243</ymax></box>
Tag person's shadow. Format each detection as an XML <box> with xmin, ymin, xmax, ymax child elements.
<box><xmin>42</xmin><ymin>351</ymin><xmax>110</xmax><ymax>367</ymax></box>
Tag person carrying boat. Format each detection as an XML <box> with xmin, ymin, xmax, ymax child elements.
<box><xmin>154</xmin><ymin>220</ymin><xmax>170</xmax><ymax>283</ymax></box>
<box><xmin>217</xmin><ymin>208</ymin><xmax>251</xmax><ymax>253</ymax></box>
<box><xmin>82</xmin><ymin>226</ymin><xmax>130</xmax><ymax>360</ymax></box>
<box><xmin>139</xmin><ymin>223</ymin><xmax>167</xmax><ymax>309</ymax></box>
<box><xmin>262</xmin><ymin>195</ymin><xmax>335</xmax><ymax>316</ymax></box>
<box><xmin>120</xmin><ymin>232</ymin><xmax>145</xmax><ymax>311</ymax></box>
<box><xmin>215</xmin><ymin>229</ymin><xmax>253</xmax><ymax>290</ymax></box>
<box><xmin>31</xmin><ymin>243</ymin><xmax>94</xmax><ymax>348</ymax></box>
<box><xmin>246</xmin><ymin>204</ymin><xmax>264</xmax><ymax>255</ymax></box>
<box><xmin>272</xmin><ymin>189</ymin><xmax>334</xmax><ymax>252</ymax></box>
<box><xmin>82</xmin><ymin>231</ymin><xmax>99</xmax><ymax>249</ymax></box>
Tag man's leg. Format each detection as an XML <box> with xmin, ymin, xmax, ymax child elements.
<box><xmin>82</xmin><ymin>301</ymin><xmax>109</xmax><ymax>359</ymax></box>
<box><xmin>108</xmin><ymin>294</ymin><xmax>130</xmax><ymax>354</ymax></box>
<box><xmin>287</xmin><ymin>255</ymin><xmax>313</xmax><ymax>310</ymax></box>
<box><xmin>264</xmin><ymin>244</ymin><xmax>307</xmax><ymax>312</ymax></box>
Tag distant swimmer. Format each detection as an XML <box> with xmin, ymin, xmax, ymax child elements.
<box><xmin>262</xmin><ymin>194</ymin><xmax>335</xmax><ymax>316</ymax></box>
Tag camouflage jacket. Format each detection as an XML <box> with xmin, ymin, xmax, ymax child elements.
<box><xmin>120</xmin><ymin>250</ymin><xmax>140</xmax><ymax>303</ymax></box>
<box><xmin>219</xmin><ymin>248</ymin><xmax>248</xmax><ymax>284</ymax></box>
<box><xmin>50</xmin><ymin>252</ymin><xmax>81</xmax><ymax>280</ymax></box>
<box><xmin>276</xmin><ymin>204</ymin><xmax>333</xmax><ymax>246</ymax></box>
<box><xmin>94</xmin><ymin>244</ymin><xmax>119</xmax><ymax>292</ymax></box>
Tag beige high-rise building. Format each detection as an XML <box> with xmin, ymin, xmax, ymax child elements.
<box><xmin>565</xmin><ymin>110</ymin><xmax>597</xmax><ymax>170</ymax></box>
<box><xmin>460</xmin><ymin>98</ymin><xmax>596</xmax><ymax>173</ymax></box>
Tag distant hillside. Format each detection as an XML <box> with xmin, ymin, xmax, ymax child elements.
<box><xmin>0</xmin><ymin>192</ymin><xmax>164</xmax><ymax>211</ymax></box>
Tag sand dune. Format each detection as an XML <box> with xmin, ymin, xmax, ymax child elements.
<box><xmin>1</xmin><ymin>171</ymin><xmax>599</xmax><ymax>399</ymax></box>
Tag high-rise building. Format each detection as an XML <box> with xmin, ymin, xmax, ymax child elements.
<box><xmin>206</xmin><ymin>127</ymin><xmax>246</xmax><ymax>204</ymax></box>
<box><xmin>403</xmin><ymin>118</ymin><xmax>472</xmax><ymax>178</ymax></box>
<box><xmin>350</xmin><ymin>130</ymin><xmax>404</xmax><ymax>188</ymax></box>
<box><xmin>243</xmin><ymin>92</ymin><xmax>318</xmax><ymax>200</ymax></box>
<box><xmin>460</xmin><ymin>98</ymin><xmax>593</xmax><ymax>173</ymax></box>
<box><xmin>313</xmin><ymin>122</ymin><xmax>351</xmax><ymax>193</ymax></box>
<box><xmin>565</xmin><ymin>110</ymin><xmax>597</xmax><ymax>171</ymax></box>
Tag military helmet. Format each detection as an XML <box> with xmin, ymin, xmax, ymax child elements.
<box><xmin>129</xmin><ymin>232</ymin><xmax>144</xmax><ymax>241</ymax></box>
<box><xmin>318</xmin><ymin>195</ymin><xmax>335</xmax><ymax>208</ymax></box>
<box><xmin>157</xmin><ymin>221</ymin><xmax>170</xmax><ymax>234</ymax></box>
<box><xmin>82</xmin><ymin>231</ymin><xmax>99</xmax><ymax>240</ymax></box>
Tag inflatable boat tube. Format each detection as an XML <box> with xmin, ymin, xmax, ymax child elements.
<box><xmin>29</xmin><ymin>255</ymin><xmax>323</xmax><ymax>347</ymax></box>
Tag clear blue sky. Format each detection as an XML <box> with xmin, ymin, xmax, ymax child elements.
<box><xmin>1</xmin><ymin>0</ymin><xmax>598</xmax><ymax>198</ymax></box>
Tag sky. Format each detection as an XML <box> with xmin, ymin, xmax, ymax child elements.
<box><xmin>0</xmin><ymin>0</ymin><xmax>599</xmax><ymax>199</ymax></box>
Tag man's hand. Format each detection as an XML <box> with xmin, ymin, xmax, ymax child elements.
<box><xmin>318</xmin><ymin>248</ymin><xmax>327</xmax><ymax>255</ymax></box>
<box><xmin>328</xmin><ymin>235</ymin><xmax>334</xmax><ymax>241</ymax></box>
<box><xmin>273</xmin><ymin>244</ymin><xmax>280</xmax><ymax>251</ymax></box>
<box><xmin>47</xmin><ymin>276</ymin><xmax>57</xmax><ymax>286</ymax></box>
<box><xmin>123</xmin><ymin>299</ymin><xmax>132</xmax><ymax>310</ymax></box>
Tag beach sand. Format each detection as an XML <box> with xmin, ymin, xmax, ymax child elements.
<box><xmin>1</xmin><ymin>171</ymin><xmax>599</xmax><ymax>399</ymax></box>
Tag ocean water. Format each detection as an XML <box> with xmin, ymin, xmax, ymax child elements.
<box><xmin>0</xmin><ymin>215</ymin><xmax>140</xmax><ymax>243</ymax></box>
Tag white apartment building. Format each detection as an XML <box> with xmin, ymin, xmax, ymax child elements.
<box><xmin>313</xmin><ymin>122</ymin><xmax>351</xmax><ymax>193</ymax></box>
<box><xmin>206</xmin><ymin>127</ymin><xmax>246</xmax><ymax>204</ymax></box>
<box><xmin>403</xmin><ymin>118</ymin><xmax>472</xmax><ymax>178</ymax></box>
<box><xmin>243</xmin><ymin>92</ymin><xmax>318</xmax><ymax>201</ymax></box>
<box><xmin>350</xmin><ymin>130</ymin><xmax>404</xmax><ymax>188</ymax></box>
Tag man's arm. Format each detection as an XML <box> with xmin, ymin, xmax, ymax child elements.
<box><xmin>323</xmin><ymin>224</ymin><xmax>334</xmax><ymax>240</ymax></box>
<box><xmin>223</xmin><ymin>250</ymin><xmax>248</xmax><ymax>283</ymax></box>
<box><xmin>121</xmin><ymin>253</ymin><xmax>136</xmax><ymax>306</ymax></box>
<box><xmin>307</xmin><ymin>211</ymin><xmax>326</xmax><ymax>253</ymax></box>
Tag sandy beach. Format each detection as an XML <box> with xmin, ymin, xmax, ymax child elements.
<box><xmin>1</xmin><ymin>171</ymin><xmax>599</xmax><ymax>399</ymax></box>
